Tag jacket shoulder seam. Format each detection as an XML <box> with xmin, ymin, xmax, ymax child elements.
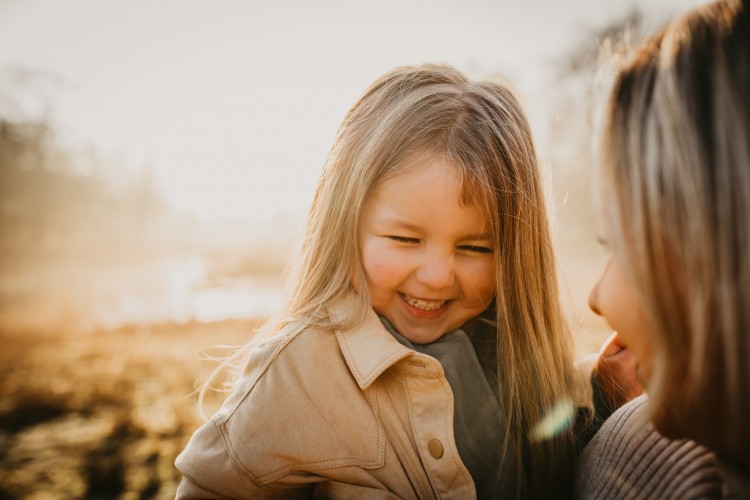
<box><xmin>213</xmin><ymin>329</ymin><xmax>300</xmax><ymax>425</ymax></box>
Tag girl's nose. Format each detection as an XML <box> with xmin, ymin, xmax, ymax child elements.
<box><xmin>415</xmin><ymin>251</ymin><xmax>455</xmax><ymax>290</ymax></box>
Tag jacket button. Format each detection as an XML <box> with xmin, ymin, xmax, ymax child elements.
<box><xmin>428</xmin><ymin>438</ymin><xmax>444</xmax><ymax>459</ymax></box>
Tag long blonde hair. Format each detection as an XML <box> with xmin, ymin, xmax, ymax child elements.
<box><xmin>213</xmin><ymin>64</ymin><xmax>577</xmax><ymax>497</ymax></box>
<box><xmin>600</xmin><ymin>0</ymin><xmax>750</xmax><ymax>469</ymax></box>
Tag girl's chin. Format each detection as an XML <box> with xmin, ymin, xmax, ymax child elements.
<box><xmin>400</xmin><ymin>330</ymin><xmax>447</xmax><ymax>344</ymax></box>
<box><xmin>391</xmin><ymin>319</ymin><xmax>451</xmax><ymax>344</ymax></box>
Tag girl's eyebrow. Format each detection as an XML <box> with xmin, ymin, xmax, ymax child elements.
<box><xmin>459</xmin><ymin>231</ymin><xmax>492</xmax><ymax>241</ymax></box>
<box><xmin>376</xmin><ymin>217</ymin><xmax>491</xmax><ymax>240</ymax></box>
<box><xmin>378</xmin><ymin>219</ymin><xmax>423</xmax><ymax>233</ymax></box>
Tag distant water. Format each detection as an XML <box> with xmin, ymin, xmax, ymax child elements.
<box><xmin>0</xmin><ymin>253</ymin><xmax>285</xmax><ymax>331</ymax></box>
<box><xmin>98</xmin><ymin>253</ymin><xmax>285</xmax><ymax>327</ymax></box>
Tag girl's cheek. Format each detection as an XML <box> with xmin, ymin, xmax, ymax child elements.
<box><xmin>465</xmin><ymin>263</ymin><xmax>495</xmax><ymax>301</ymax></box>
<box><xmin>362</xmin><ymin>246</ymin><xmax>409</xmax><ymax>283</ymax></box>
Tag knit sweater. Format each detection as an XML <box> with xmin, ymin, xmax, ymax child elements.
<box><xmin>574</xmin><ymin>395</ymin><xmax>722</xmax><ymax>499</ymax></box>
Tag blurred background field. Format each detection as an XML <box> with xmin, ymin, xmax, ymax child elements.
<box><xmin>0</xmin><ymin>320</ymin><xmax>258</xmax><ymax>498</ymax></box>
<box><xmin>0</xmin><ymin>118</ymin><xmax>287</xmax><ymax>496</ymax></box>
<box><xmin>0</xmin><ymin>0</ymin><xmax>703</xmax><ymax>498</ymax></box>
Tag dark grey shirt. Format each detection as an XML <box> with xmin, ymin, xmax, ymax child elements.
<box><xmin>379</xmin><ymin>317</ymin><xmax>504</xmax><ymax>498</ymax></box>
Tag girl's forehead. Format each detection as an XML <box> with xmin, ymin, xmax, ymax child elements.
<box><xmin>378</xmin><ymin>154</ymin><xmax>487</xmax><ymax>201</ymax></box>
<box><xmin>379</xmin><ymin>152</ymin><xmax>445</xmax><ymax>181</ymax></box>
<box><xmin>365</xmin><ymin>158</ymin><xmax>492</xmax><ymax>229</ymax></box>
<box><xmin>364</xmin><ymin>177</ymin><xmax>489</xmax><ymax>237</ymax></box>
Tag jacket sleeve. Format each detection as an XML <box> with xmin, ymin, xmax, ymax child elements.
<box><xmin>175</xmin><ymin>475</ymin><xmax>225</xmax><ymax>499</ymax></box>
<box><xmin>175</xmin><ymin>416</ymin><xmax>311</xmax><ymax>499</ymax></box>
<box><xmin>175</xmin><ymin>327</ymin><xmax>385</xmax><ymax>498</ymax></box>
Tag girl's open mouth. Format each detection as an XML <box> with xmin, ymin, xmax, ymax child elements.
<box><xmin>400</xmin><ymin>293</ymin><xmax>450</xmax><ymax>312</ymax></box>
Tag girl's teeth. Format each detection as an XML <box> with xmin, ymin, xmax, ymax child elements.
<box><xmin>403</xmin><ymin>295</ymin><xmax>447</xmax><ymax>311</ymax></box>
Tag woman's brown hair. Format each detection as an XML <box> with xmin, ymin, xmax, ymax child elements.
<box><xmin>600</xmin><ymin>0</ymin><xmax>750</xmax><ymax>469</ymax></box>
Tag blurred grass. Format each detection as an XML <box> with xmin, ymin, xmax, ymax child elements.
<box><xmin>0</xmin><ymin>319</ymin><xmax>260</xmax><ymax>499</ymax></box>
<box><xmin>0</xmin><ymin>281</ymin><xmax>608</xmax><ymax>500</ymax></box>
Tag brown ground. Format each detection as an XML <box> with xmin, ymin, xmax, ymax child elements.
<box><xmin>0</xmin><ymin>292</ymin><xmax>608</xmax><ymax>500</ymax></box>
<box><xmin>0</xmin><ymin>320</ymin><xmax>260</xmax><ymax>499</ymax></box>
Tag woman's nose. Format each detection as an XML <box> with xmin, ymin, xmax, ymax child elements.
<box><xmin>589</xmin><ymin>282</ymin><xmax>602</xmax><ymax>316</ymax></box>
<box><xmin>589</xmin><ymin>259</ymin><xmax>611</xmax><ymax>316</ymax></box>
<box><xmin>415</xmin><ymin>251</ymin><xmax>455</xmax><ymax>290</ymax></box>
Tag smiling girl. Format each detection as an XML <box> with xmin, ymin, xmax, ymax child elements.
<box><xmin>176</xmin><ymin>64</ymin><xmax>581</xmax><ymax>499</ymax></box>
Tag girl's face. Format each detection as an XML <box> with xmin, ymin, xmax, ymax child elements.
<box><xmin>589</xmin><ymin>256</ymin><xmax>656</xmax><ymax>385</ymax></box>
<box><xmin>359</xmin><ymin>158</ymin><xmax>495</xmax><ymax>343</ymax></box>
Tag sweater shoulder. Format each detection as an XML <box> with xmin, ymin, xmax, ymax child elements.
<box><xmin>575</xmin><ymin>396</ymin><xmax>722</xmax><ymax>499</ymax></box>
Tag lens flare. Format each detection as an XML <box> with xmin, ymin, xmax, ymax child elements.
<box><xmin>530</xmin><ymin>398</ymin><xmax>575</xmax><ymax>442</ymax></box>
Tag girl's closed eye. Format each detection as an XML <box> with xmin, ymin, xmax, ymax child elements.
<box><xmin>458</xmin><ymin>244</ymin><xmax>493</xmax><ymax>254</ymax></box>
<box><xmin>387</xmin><ymin>235</ymin><xmax>420</xmax><ymax>244</ymax></box>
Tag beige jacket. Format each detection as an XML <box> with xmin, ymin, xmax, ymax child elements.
<box><xmin>175</xmin><ymin>299</ymin><xmax>476</xmax><ymax>499</ymax></box>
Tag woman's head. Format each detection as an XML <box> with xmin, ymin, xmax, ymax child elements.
<box><xmin>592</xmin><ymin>0</ymin><xmax>750</xmax><ymax>465</ymax></box>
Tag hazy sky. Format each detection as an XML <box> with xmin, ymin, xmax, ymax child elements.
<box><xmin>0</xmin><ymin>0</ymin><xmax>705</xmax><ymax>229</ymax></box>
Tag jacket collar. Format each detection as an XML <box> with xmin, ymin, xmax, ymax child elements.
<box><xmin>329</xmin><ymin>295</ymin><xmax>414</xmax><ymax>390</ymax></box>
